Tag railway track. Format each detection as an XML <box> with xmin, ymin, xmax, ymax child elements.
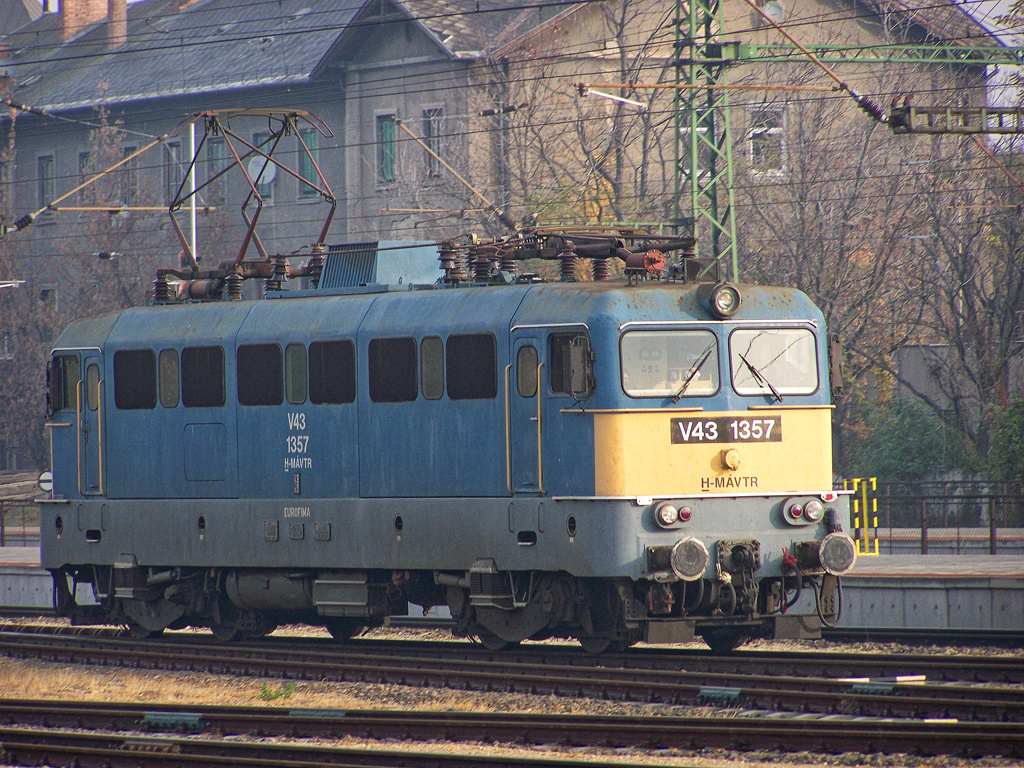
<box><xmin>1</xmin><ymin>623</ymin><xmax>1024</xmax><ymax>725</ymax></box>
<box><xmin>822</xmin><ymin>625</ymin><xmax>1024</xmax><ymax>647</ymax></box>
<box><xmin>0</xmin><ymin>698</ymin><xmax>1023</xmax><ymax>764</ymax></box>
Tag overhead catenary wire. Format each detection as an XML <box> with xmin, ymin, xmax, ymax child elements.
<box><xmin>738</xmin><ymin>0</ymin><xmax>889</xmax><ymax>123</ymax></box>
<box><xmin>1</xmin><ymin>0</ymin><xmax>1010</xmax><ymax>74</ymax></box>
<box><xmin>0</xmin><ymin>0</ymin><xmax>1007</xmax><ymax>249</ymax></box>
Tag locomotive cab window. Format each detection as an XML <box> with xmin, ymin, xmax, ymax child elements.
<box><xmin>550</xmin><ymin>333</ymin><xmax>593</xmax><ymax>398</ymax></box>
<box><xmin>446</xmin><ymin>333</ymin><xmax>496</xmax><ymax>400</ymax></box>
<box><xmin>86</xmin><ymin>363</ymin><xmax>101</xmax><ymax>411</ymax></box>
<box><xmin>730</xmin><ymin>328</ymin><xmax>818</xmax><ymax>397</ymax></box>
<box><xmin>237</xmin><ymin>343</ymin><xmax>283</xmax><ymax>406</ymax></box>
<box><xmin>310</xmin><ymin>339</ymin><xmax>356</xmax><ymax>404</ymax></box>
<box><xmin>113</xmin><ymin>349</ymin><xmax>156</xmax><ymax>409</ymax></box>
<box><xmin>181</xmin><ymin>346</ymin><xmax>225</xmax><ymax>408</ymax></box>
<box><xmin>516</xmin><ymin>345</ymin><xmax>538</xmax><ymax>397</ymax></box>
<box><xmin>48</xmin><ymin>354</ymin><xmax>81</xmax><ymax>412</ymax></box>
<box><xmin>621</xmin><ymin>330</ymin><xmax>718</xmax><ymax>398</ymax></box>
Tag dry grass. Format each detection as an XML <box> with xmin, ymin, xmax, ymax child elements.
<box><xmin>0</xmin><ymin>626</ymin><xmax>1021</xmax><ymax>768</ymax></box>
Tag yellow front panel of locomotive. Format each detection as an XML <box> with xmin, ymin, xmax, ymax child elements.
<box><xmin>593</xmin><ymin>408</ymin><xmax>833</xmax><ymax>497</ymax></box>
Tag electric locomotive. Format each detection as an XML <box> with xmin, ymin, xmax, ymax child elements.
<box><xmin>41</xmin><ymin>229</ymin><xmax>855</xmax><ymax>652</ymax></box>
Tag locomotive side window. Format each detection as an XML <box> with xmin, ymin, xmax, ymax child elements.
<box><xmin>49</xmin><ymin>354</ymin><xmax>81</xmax><ymax>412</ymax></box>
<box><xmin>517</xmin><ymin>345</ymin><xmax>538</xmax><ymax>397</ymax></box>
<box><xmin>420</xmin><ymin>336</ymin><xmax>444</xmax><ymax>400</ymax></box>
<box><xmin>549</xmin><ymin>333</ymin><xmax>593</xmax><ymax>397</ymax></box>
<box><xmin>237</xmin><ymin>344</ymin><xmax>283</xmax><ymax>406</ymax></box>
<box><xmin>159</xmin><ymin>349</ymin><xmax>179</xmax><ymax>408</ymax></box>
<box><xmin>620</xmin><ymin>330</ymin><xmax>718</xmax><ymax>398</ymax></box>
<box><xmin>446</xmin><ymin>333</ymin><xmax>496</xmax><ymax>400</ymax></box>
<box><xmin>309</xmin><ymin>339</ymin><xmax>356</xmax><ymax>404</ymax></box>
<box><xmin>369</xmin><ymin>337</ymin><xmax>418</xmax><ymax>402</ymax></box>
<box><xmin>181</xmin><ymin>345</ymin><xmax>225</xmax><ymax>408</ymax></box>
<box><xmin>285</xmin><ymin>343</ymin><xmax>308</xmax><ymax>405</ymax></box>
<box><xmin>113</xmin><ymin>349</ymin><xmax>156</xmax><ymax>409</ymax></box>
<box><xmin>86</xmin><ymin>363</ymin><xmax>101</xmax><ymax>411</ymax></box>
<box><xmin>730</xmin><ymin>328</ymin><xmax>818</xmax><ymax>397</ymax></box>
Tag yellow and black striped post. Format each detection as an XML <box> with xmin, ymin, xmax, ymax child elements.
<box><xmin>844</xmin><ymin>477</ymin><xmax>879</xmax><ymax>555</ymax></box>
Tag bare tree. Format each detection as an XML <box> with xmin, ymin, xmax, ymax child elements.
<box><xmin>0</xmin><ymin>102</ymin><xmax>175</xmax><ymax>469</ymax></box>
<box><xmin>479</xmin><ymin>0</ymin><xmax>677</xmax><ymax>226</ymax></box>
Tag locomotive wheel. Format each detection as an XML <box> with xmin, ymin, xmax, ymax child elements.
<box><xmin>125</xmin><ymin>622</ymin><xmax>163</xmax><ymax>640</ymax></box>
<box><xmin>324</xmin><ymin>617</ymin><xmax>364</xmax><ymax>641</ymax></box>
<box><xmin>701</xmin><ymin>628</ymin><xmax>748</xmax><ymax>653</ymax></box>
<box><xmin>578</xmin><ymin>634</ymin><xmax>624</xmax><ymax>654</ymax></box>
<box><xmin>476</xmin><ymin>627</ymin><xmax>517</xmax><ymax>651</ymax></box>
<box><xmin>211</xmin><ymin>623</ymin><xmax>241</xmax><ymax>642</ymax></box>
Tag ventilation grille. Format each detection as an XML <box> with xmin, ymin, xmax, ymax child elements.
<box><xmin>319</xmin><ymin>242</ymin><xmax>378</xmax><ymax>288</ymax></box>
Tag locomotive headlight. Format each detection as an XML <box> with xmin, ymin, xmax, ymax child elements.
<box><xmin>709</xmin><ymin>282</ymin><xmax>741</xmax><ymax>319</ymax></box>
<box><xmin>803</xmin><ymin>500</ymin><xmax>825</xmax><ymax>523</ymax></box>
<box><xmin>670</xmin><ymin>537</ymin><xmax>710</xmax><ymax>581</ymax></box>
<box><xmin>654</xmin><ymin>502</ymin><xmax>680</xmax><ymax>528</ymax></box>
<box><xmin>818</xmin><ymin>532</ymin><xmax>857</xmax><ymax>575</ymax></box>
<box><xmin>787</xmin><ymin>502</ymin><xmax>803</xmax><ymax>520</ymax></box>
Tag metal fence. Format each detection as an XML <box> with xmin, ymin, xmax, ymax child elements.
<box><xmin>861</xmin><ymin>481</ymin><xmax>1024</xmax><ymax>555</ymax></box>
<box><xmin>0</xmin><ymin>501</ymin><xmax>40</xmax><ymax>547</ymax></box>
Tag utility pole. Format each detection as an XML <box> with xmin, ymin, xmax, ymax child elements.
<box><xmin>674</xmin><ymin>0</ymin><xmax>737</xmax><ymax>282</ymax></box>
<box><xmin>672</xmin><ymin>1</ymin><xmax>1024</xmax><ymax>281</ymax></box>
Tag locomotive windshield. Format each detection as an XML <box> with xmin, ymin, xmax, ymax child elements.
<box><xmin>729</xmin><ymin>328</ymin><xmax>818</xmax><ymax>397</ymax></box>
<box><xmin>620</xmin><ymin>330</ymin><xmax>719</xmax><ymax>398</ymax></box>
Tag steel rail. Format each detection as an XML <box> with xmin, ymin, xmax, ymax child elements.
<box><xmin>1</xmin><ymin>626</ymin><xmax>1024</xmax><ymax>723</ymax></box>
<box><xmin>2</xmin><ymin>704</ymin><xmax>1024</xmax><ymax>761</ymax></box>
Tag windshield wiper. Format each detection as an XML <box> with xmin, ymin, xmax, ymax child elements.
<box><xmin>738</xmin><ymin>352</ymin><xmax>783</xmax><ymax>402</ymax></box>
<box><xmin>671</xmin><ymin>343</ymin><xmax>715</xmax><ymax>403</ymax></box>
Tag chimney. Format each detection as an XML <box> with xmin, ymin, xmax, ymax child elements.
<box><xmin>107</xmin><ymin>0</ymin><xmax>127</xmax><ymax>48</ymax></box>
<box><xmin>60</xmin><ymin>0</ymin><xmax>108</xmax><ymax>41</ymax></box>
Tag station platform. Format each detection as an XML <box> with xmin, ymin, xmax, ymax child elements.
<box><xmin>0</xmin><ymin>547</ymin><xmax>1021</xmax><ymax>631</ymax></box>
<box><xmin>0</xmin><ymin>547</ymin><xmax>50</xmax><ymax>610</ymax></box>
<box><xmin>840</xmin><ymin>554</ymin><xmax>1024</xmax><ymax>630</ymax></box>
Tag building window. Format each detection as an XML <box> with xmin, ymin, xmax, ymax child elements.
<box><xmin>252</xmin><ymin>132</ymin><xmax>275</xmax><ymax>201</ymax></box>
<box><xmin>114</xmin><ymin>349</ymin><xmax>157</xmax><ymax>410</ymax></box>
<box><xmin>78</xmin><ymin>151</ymin><xmax>92</xmax><ymax>204</ymax></box>
<box><xmin>376</xmin><ymin>115</ymin><xmax>396</xmax><ymax>183</ymax></box>
<box><xmin>165</xmin><ymin>141</ymin><xmax>183</xmax><ymax>205</ymax></box>
<box><xmin>446</xmin><ymin>334</ymin><xmax>497</xmax><ymax>400</ymax></box>
<box><xmin>369</xmin><ymin>337</ymin><xmax>417</xmax><ymax>402</ymax></box>
<box><xmin>181</xmin><ymin>345</ymin><xmax>225</xmax><ymax>408</ymax></box>
<box><xmin>121</xmin><ymin>146</ymin><xmax>139</xmax><ymax>205</ymax></box>
<box><xmin>39</xmin><ymin>284</ymin><xmax>58</xmax><ymax>313</ymax></box>
<box><xmin>298</xmin><ymin>129</ymin><xmax>320</xmax><ymax>198</ymax></box>
<box><xmin>309</xmin><ymin>339</ymin><xmax>356</xmax><ymax>404</ymax></box>
<box><xmin>423</xmin><ymin>108</ymin><xmax>443</xmax><ymax>177</ymax></box>
<box><xmin>749</xmin><ymin>108</ymin><xmax>786</xmax><ymax>175</ymax></box>
<box><xmin>37</xmin><ymin>155</ymin><xmax>54</xmax><ymax>208</ymax></box>
<box><xmin>206</xmin><ymin>137</ymin><xmax>228</xmax><ymax>203</ymax></box>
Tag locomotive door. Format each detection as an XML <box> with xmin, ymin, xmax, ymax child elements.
<box><xmin>79</xmin><ymin>353</ymin><xmax>105</xmax><ymax>495</ymax></box>
<box><xmin>510</xmin><ymin>336</ymin><xmax>543</xmax><ymax>494</ymax></box>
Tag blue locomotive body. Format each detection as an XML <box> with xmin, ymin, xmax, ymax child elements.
<box><xmin>42</xmin><ymin>264</ymin><xmax>855</xmax><ymax>651</ymax></box>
